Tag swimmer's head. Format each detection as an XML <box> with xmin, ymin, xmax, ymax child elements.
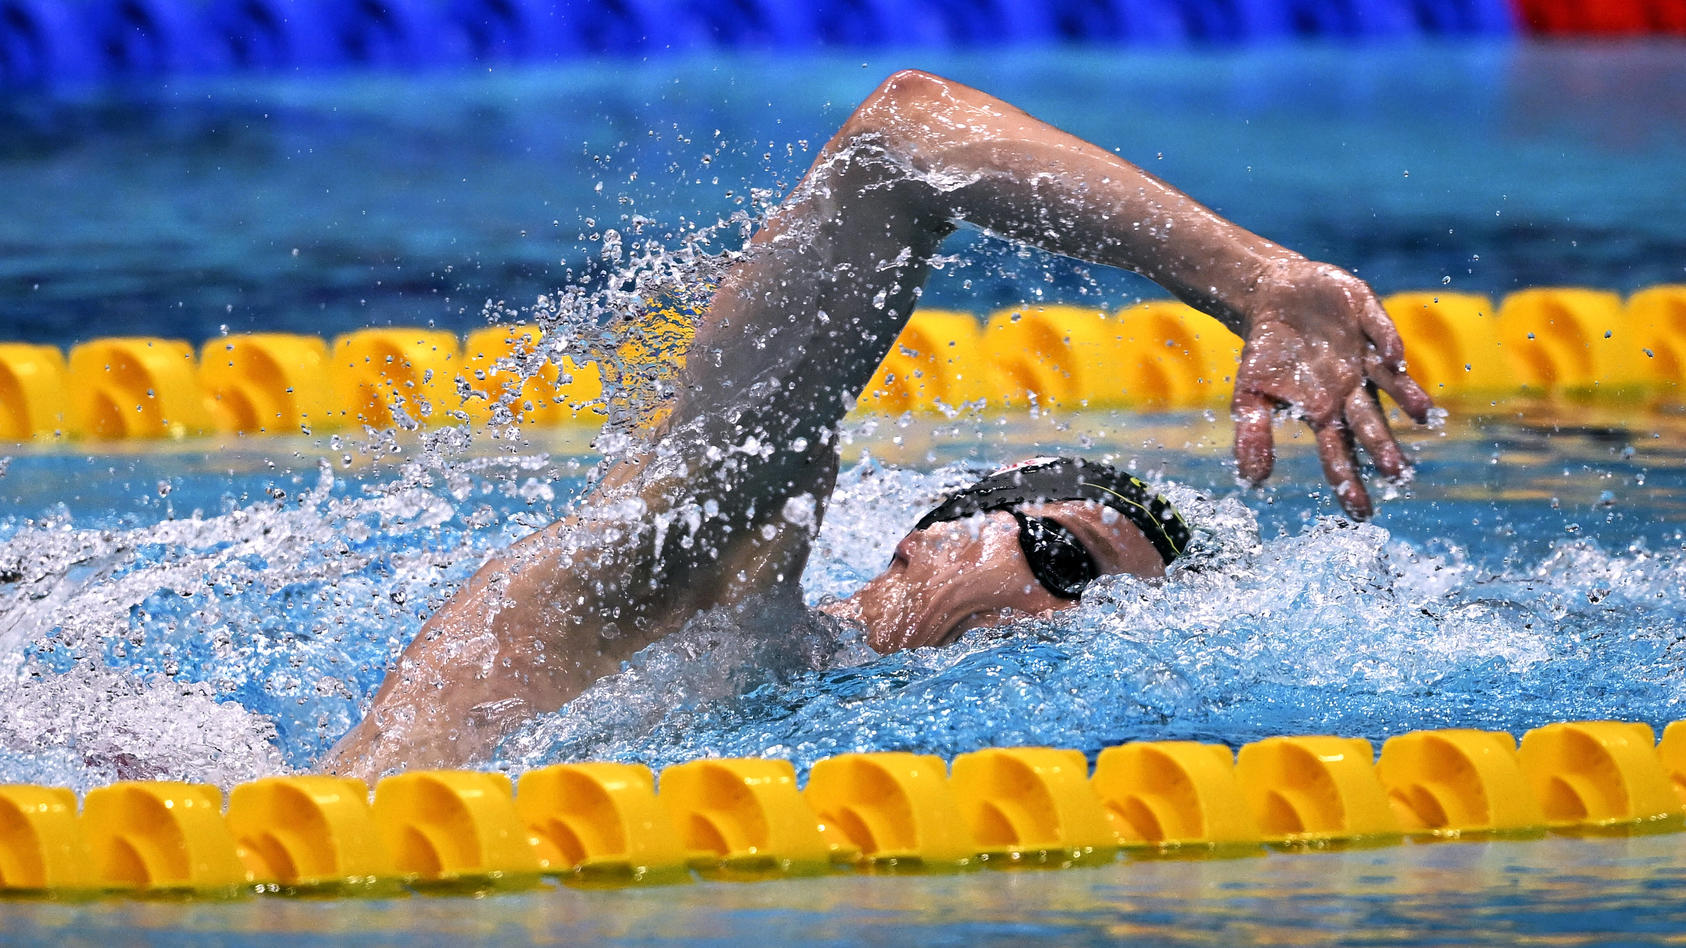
<box><xmin>823</xmin><ymin>458</ymin><xmax>1189</xmax><ymax>653</ymax></box>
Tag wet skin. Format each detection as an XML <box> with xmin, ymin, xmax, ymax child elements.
<box><xmin>324</xmin><ymin>69</ymin><xmax>1434</xmax><ymax>781</ymax></box>
<box><xmin>820</xmin><ymin>499</ymin><xmax>1167</xmax><ymax>653</ymax></box>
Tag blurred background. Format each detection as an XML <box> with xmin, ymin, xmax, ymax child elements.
<box><xmin>2</xmin><ymin>0</ymin><xmax>1683</xmax><ymax>348</ymax></box>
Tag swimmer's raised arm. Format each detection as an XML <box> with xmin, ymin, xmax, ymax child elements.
<box><xmin>328</xmin><ymin>68</ymin><xmax>1435</xmax><ymax>780</ymax></box>
<box><xmin>681</xmin><ymin>69</ymin><xmax>1434</xmax><ymax>519</ymax></box>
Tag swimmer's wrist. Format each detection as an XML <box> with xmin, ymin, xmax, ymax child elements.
<box><xmin>1210</xmin><ymin>249</ymin><xmax>1305</xmax><ymax>337</ymax></box>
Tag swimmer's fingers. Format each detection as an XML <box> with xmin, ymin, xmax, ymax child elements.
<box><xmin>1237</xmin><ymin>375</ymin><xmax>1380</xmax><ymax>519</ymax></box>
<box><xmin>1313</xmin><ymin>414</ymin><xmax>1373</xmax><ymax>520</ymax></box>
<box><xmin>1364</xmin><ymin>348</ymin><xmax>1436</xmax><ymax>425</ymax></box>
<box><xmin>1346</xmin><ymin>384</ymin><xmax>1407</xmax><ymax>481</ymax></box>
<box><xmin>1231</xmin><ymin>318</ymin><xmax>1335</xmax><ymax>488</ymax></box>
<box><xmin>1356</xmin><ymin>294</ymin><xmax>1435</xmax><ymax>424</ymax></box>
<box><xmin>1356</xmin><ymin>291</ymin><xmax>1406</xmax><ymax>368</ymax></box>
<box><xmin>1231</xmin><ymin>387</ymin><xmax>1276</xmax><ymax>486</ymax></box>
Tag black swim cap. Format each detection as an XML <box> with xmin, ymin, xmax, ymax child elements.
<box><xmin>913</xmin><ymin>457</ymin><xmax>1190</xmax><ymax>565</ymax></box>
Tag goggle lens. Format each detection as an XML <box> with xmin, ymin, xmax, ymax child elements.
<box><xmin>1011</xmin><ymin>510</ymin><xmax>1099</xmax><ymax>599</ymax></box>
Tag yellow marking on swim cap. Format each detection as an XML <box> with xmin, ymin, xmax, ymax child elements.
<box><xmin>1078</xmin><ymin>479</ymin><xmax>1187</xmax><ymax>558</ymax></box>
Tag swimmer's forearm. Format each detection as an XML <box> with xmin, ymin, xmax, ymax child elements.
<box><xmin>948</xmin><ymin>147</ymin><xmax>1297</xmax><ymax>333</ymax></box>
<box><xmin>844</xmin><ymin>71</ymin><xmax>1298</xmax><ymax>334</ymax></box>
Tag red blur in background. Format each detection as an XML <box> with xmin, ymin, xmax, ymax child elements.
<box><xmin>1515</xmin><ymin>0</ymin><xmax>1686</xmax><ymax>34</ymax></box>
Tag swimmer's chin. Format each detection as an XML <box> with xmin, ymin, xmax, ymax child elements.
<box><xmin>939</xmin><ymin>608</ymin><xmax>1038</xmax><ymax>647</ymax></box>
<box><xmin>876</xmin><ymin>607</ymin><xmax>1028</xmax><ymax>653</ymax></box>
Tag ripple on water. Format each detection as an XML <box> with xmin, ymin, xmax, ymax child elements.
<box><xmin>0</xmin><ymin>451</ymin><xmax>1682</xmax><ymax>791</ymax></box>
<box><xmin>499</xmin><ymin>460</ymin><xmax>1686</xmax><ymax>777</ymax></box>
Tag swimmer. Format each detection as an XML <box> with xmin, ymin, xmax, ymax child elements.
<box><xmin>325</xmin><ymin>70</ymin><xmax>1433</xmax><ymax>780</ymax></box>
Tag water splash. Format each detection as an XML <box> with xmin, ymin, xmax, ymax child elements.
<box><xmin>2</xmin><ymin>155</ymin><xmax>1683</xmax><ymax>789</ymax></box>
<box><xmin>0</xmin><ymin>191</ymin><xmax>769</xmax><ymax>791</ymax></box>
<box><xmin>0</xmin><ymin>451</ymin><xmax>583</xmax><ymax>790</ymax></box>
<box><xmin>1</xmin><ymin>440</ymin><xmax>1682</xmax><ymax>792</ymax></box>
<box><xmin>493</xmin><ymin>461</ymin><xmax>1686</xmax><ymax>778</ymax></box>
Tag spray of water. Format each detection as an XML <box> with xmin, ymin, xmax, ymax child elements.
<box><xmin>3</xmin><ymin>424</ymin><xmax>1682</xmax><ymax>793</ymax></box>
<box><xmin>2</xmin><ymin>150</ymin><xmax>1683</xmax><ymax>791</ymax></box>
<box><xmin>495</xmin><ymin>462</ymin><xmax>1686</xmax><ymax>778</ymax></box>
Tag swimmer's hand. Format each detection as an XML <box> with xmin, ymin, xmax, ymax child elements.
<box><xmin>1229</xmin><ymin>257</ymin><xmax>1435</xmax><ymax>519</ymax></box>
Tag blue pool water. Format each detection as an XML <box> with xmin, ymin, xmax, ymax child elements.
<box><xmin>2</xmin><ymin>409</ymin><xmax>1682</xmax><ymax>790</ymax></box>
<box><xmin>2</xmin><ymin>39</ymin><xmax>1686</xmax><ymax>944</ymax></box>
<box><xmin>3</xmin><ymin>42</ymin><xmax>1685</xmax><ymax>345</ymax></box>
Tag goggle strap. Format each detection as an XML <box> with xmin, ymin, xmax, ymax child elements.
<box><xmin>913</xmin><ymin>458</ymin><xmax>1189</xmax><ymax>565</ymax></box>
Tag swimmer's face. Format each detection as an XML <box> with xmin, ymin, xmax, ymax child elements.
<box><xmin>830</xmin><ymin>500</ymin><xmax>1167</xmax><ymax>653</ymax></box>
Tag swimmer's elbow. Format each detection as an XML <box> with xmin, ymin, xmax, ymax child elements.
<box><xmin>873</xmin><ymin>69</ymin><xmax>950</xmax><ymax>106</ymax></box>
<box><xmin>848</xmin><ymin>69</ymin><xmax>955</xmax><ymax>137</ymax></box>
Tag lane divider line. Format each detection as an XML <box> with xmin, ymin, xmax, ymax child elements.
<box><xmin>4</xmin><ymin>719</ymin><xmax>1686</xmax><ymax>897</ymax></box>
<box><xmin>4</xmin><ymin>285</ymin><xmax>1684</xmax><ymax>443</ymax></box>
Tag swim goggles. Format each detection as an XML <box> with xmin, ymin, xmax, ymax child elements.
<box><xmin>1008</xmin><ymin>508</ymin><xmax>1100</xmax><ymax>599</ymax></box>
<box><xmin>912</xmin><ymin>456</ymin><xmax>1190</xmax><ymax>599</ymax></box>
